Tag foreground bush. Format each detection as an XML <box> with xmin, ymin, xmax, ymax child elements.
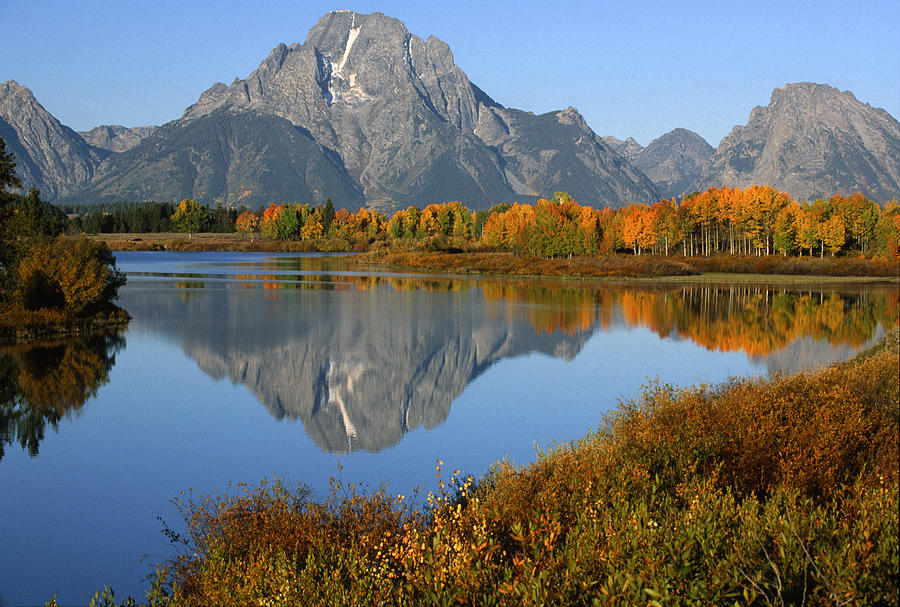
<box><xmin>16</xmin><ymin>236</ymin><xmax>126</xmax><ymax>313</ymax></box>
<box><xmin>107</xmin><ymin>329</ymin><xmax>897</xmax><ymax>607</ymax></box>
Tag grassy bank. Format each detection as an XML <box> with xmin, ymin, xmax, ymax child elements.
<box><xmin>89</xmin><ymin>328</ymin><xmax>899</xmax><ymax>606</ymax></box>
<box><xmin>85</xmin><ymin>232</ymin><xmax>367</xmax><ymax>253</ymax></box>
<box><xmin>367</xmin><ymin>249</ymin><xmax>900</xmax><ymax>281</ymax></box>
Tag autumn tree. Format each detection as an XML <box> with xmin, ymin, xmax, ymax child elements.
<box><xmin>235</xmin><ymin>210</ymin><xmax>259</xmax><ymax>237</ymax></box>
<box><xmin>259</xmin><ymin>204</ymin><xmax>284</xmax><ymax>239</ymax></box>
<box><xmin>821</xmin><ymin>214</ymin><xmax>846</xmax><ymax>256</ymax></box>
<box><xmin>300</xmin><ymin>210</ymin><xmax>323</xmax><ymax>240</ymax></box>
<box><xmin>773</xmin><ymin>204</ymin><xmax>798</xmax><ymax>255</ymax></box>
<box><xmin>171</xmin><ymin>199</ymin><xmax>210</xmax><ymax>237</ymax></box>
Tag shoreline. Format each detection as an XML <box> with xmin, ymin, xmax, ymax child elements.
<box><xmin>85</xmin><ymin>232</ymin><xmax>900</xmax><ymax>285</ymax></box>
<box><xmin>0</xmin><ymin>306</ymin><xmax>130</xmax><ymax>345</ymax></box>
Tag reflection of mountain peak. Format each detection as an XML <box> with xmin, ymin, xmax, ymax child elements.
<box><xmin>124</xmin><ymin>284</ymin><xmax>592</xmax><ymax>453</ymax></box>
<box><xmin>119</xmin><ymin>259</ymin><xmax>896</xmax><ymax>454</ymax></box>
<box><xmin>756</xmin><ymin>328</ymin><xmax>885</xmax><ymax>375</ymax></box>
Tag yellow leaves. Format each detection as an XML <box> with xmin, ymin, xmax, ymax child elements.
<box><xmin>16</xmin><ymin>236</ymin><xmax>122</xmax><ymax>314</ymax></box>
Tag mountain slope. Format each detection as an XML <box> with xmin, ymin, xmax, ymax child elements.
<box><xmin>696</xmin><ymin>82</ymin><xmax>900</xmax><ymax>201</ymax></box>
<box><xmin>177</xmin><ymin>10</ymin><xmax>658</xmax><ymax>209</ymax></box>
<box><xmin>0</xmin><ymin>80</ymin><xmax>106</xmax><ymax>199</ymax></box>
<box><xmin>78</xmin><ymin>125</ymin><xmax>158</xmax><ymax>153</ymax></box>
<box><xmin>632</xmin><ymin>128</ymin><xmax>714</xmax><ymax>200</ymax></box>
<box><xmin>67</xmin><ymin>109</ymin><xmax>364</xmax><ymax>206</ymax></box>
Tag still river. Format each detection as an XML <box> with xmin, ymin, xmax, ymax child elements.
<box><xmin>1</xmin><ymin>252</ymin><xmax>896</xmax><ymax>606</ymax></box>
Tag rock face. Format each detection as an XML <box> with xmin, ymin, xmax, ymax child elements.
<box><xmin>78</xmin><ymin>125</ymin><xmax>158</xmax><ymax>153</ymax></box>
<box><xmin>0</xmin><ymin>80</ymin><xmax>106</xmax><ymax>199</ymax></box>
<box><xmin>695</xmin><ymin>83</ymin><xmax>900</xmax><ymax>201</ymax></box>
<box><xmin>631</xmin><ymin>128</ymin><xmax>714</xmax><ymax>200</ymax></box>
<box><xmin>169</xmin><ymin>10</ymin><xmax>658</xmax><ymax>209</ymax></box>
<box><xmin>76</xmin><ymin>109</ymin><xmax>364</xmax><ymax>207</ymax></box>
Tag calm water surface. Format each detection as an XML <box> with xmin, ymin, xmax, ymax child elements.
<box><xmin>1</xmin><ymin>252</ymin><xmax>896</xmax><ymax>606</ymax></box>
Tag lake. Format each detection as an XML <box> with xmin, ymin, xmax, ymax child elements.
<box><xmin>1</xmin><ymin>252</ymin><xmax>896</xmax><ymax>606</ymax></box>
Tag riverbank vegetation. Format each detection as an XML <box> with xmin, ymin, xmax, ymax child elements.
<box><xmin>68</xmin><ymin>187</ymin><xmax>900</xmax><ymax>262</ymax></box>
<box><xmin>73</xmin><ymin>328</ymin><xmax>897</xmax><ymax>606</ymax></box>
<box><xmin>71</xmin><ymin>187</ymin><xmax>900</xmax><ymax>281</ymax></box>
<box><xmin>0</xmin><ymin>138</ymin><xmax>128</xmax><ymax>342</ymax></box>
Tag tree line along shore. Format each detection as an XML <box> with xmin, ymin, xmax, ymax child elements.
<box><xmin>70</xmin><ymin>187</ymin><xmax>900</xmax><ymax>282</ymax></box>
<box><xmin>66</xmin><ymin>187</ymin><xmax>900</xmax><ymax>260</ymax></box>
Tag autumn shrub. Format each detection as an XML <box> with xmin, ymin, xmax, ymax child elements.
<box><xmin>132</xmin><ymin>329</ymin><xmax>899</xmax><ymax>606</ymax></box>
<box><xmin>372</xmin><ymin>251</ymin><xmax>698</xmax><ymax>279</ymax></box>
<box><xmin>685</xmin><ymin>254</ymin><xmax>900</xmax><ymax>278</ymax></box>
<box><xmin>14</xmin><ymin>236</ymin><xmax>125</xmax><ymax>314</ymax></box>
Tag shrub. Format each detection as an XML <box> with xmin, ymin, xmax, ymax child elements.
<box><xmin>16</xmin><ymin>236</ymin><xmax>125</xmax><ymax>314</ymax></box>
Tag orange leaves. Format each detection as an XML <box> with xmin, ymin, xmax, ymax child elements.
<box><xmin>234</xmin><ymin>210</ymin><xmax>259</xmax><ymax>234</ymax></box>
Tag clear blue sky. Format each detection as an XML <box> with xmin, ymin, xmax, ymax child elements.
<box><xmin>1</xmin><ymin>0</ymin><xmax>897</xmax><ymax>147</ymax></box>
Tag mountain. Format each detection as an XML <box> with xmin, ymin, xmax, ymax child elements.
<box><xmin>168</xmin><ymin>10</ymin><xmax>658</xmax><ymax>210</ymax></box>
<box><xmin>73</xmin><ymin>109</ymin><xmax>364</xmax><ymax>207</ymax></box>
<box><xmin>78</xmin><ymin>124</ymin><xmax>157</xmax><ymax>153</ymax></box>
<box><xmin>4</xmin><ymin>8</ymin><xmax>662</xmax><ymax>211</ymax></box>
<box><xmin>603</xmin><ymin>136</ymin><xmax>644</xmax><ymax>161</ymax></box>
<box><xmin>631</xmin><ymin>128</ymin><xmax>714</xmax><ymax>200</ymax></box>
<box><xmin>0</xmin><ymin>80</ymin><xmax>106</xmax><ymax>199</ymax></box>
<box><xmin>695</xmin><ymin>82</ymin><xmax>900</xmax><ymax>201</ymax></box>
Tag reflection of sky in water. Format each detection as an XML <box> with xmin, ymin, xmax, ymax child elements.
<box><xmin>1</xmin><ymin>252</ymin><xmax>893</xmax><ymax>606</ymax></box>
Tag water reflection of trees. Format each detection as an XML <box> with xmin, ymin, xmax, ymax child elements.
<box><xmin>143</xmin><ymin>266</ymin><xmax>900</xmax><ymax>453</ymax></box>
<box><xmin>0</xmin><ymin>331</ymin><xmax>124</xmax><ymax>461</ymax></box>
<box><xmin>614</xmin><ymin>285</ymin><xmax>897</xmax><ymax>356</ymax></box>
<box><xmin>179</xmin><ymin>266</ymin><xmax>900</xmax><ymax>356</ymax></box>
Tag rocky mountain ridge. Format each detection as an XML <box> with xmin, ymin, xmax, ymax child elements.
<box><xmin>171</xmin><ymin>10</ymin><xmax>658</xmax><ymax>209</ymax></box>
<box><xmin>694</xmin><ymin>82</ymin><xmax>900</xmax><ymax>201</ymax></box>
<box><xmin>78</xmin><ymin>124</ymin><xmax>158</xmax><ymax>153</ymax></box>
<box><xmin>0</xmin><ymin>11</ymin><xmax>659</xmax><ymax>209</ymax></box>
<box><xmin>604</xmin><ymin>129</ymin><xmax>715</xmax><ymax>200</ymax></box>
<box><xmin>1</xmin><ymin>15</ymin><xmax>898</xmax><ymax>207</ymax></box>
<box><xmin>0</xmin><ymin>80</ymin><xmax>106</xmax><ymax>199</ymax></box>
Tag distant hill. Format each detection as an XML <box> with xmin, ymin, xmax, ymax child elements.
<box><xmin>72</xmin><ymin>109</ymin><xmax>365</xmax><ymax>207</ymax></box>
<box><xmin>631</xmin><ymin>128</ymin><xmax>714</xmax><ymax>200</ymax></box>
<box><xmin>78</xmin><ymin>125</ymin><xmax>157</xmax><ymax>153</ymax></box>
<box><xmin>694</xmin><ymin>83</ymin><xmax>900</xmax><ymax>201</ymax></box>
<box><xmin>603</xmin><ymin>130</ymin><xmax>715</xmax><ymax>200</ymax></box>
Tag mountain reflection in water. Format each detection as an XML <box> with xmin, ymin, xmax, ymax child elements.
<box><xmin>119</xmin><ymin>257</ymin><xmax>898</xmax><ymax>454</ymax></box>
